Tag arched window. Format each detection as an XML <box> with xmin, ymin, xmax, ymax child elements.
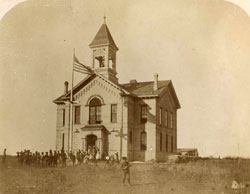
<box><xmin>89</xmin><ymin>98</ymin><xmax>102</xmax><ymax>124</ymax></box>
<box><xmin>140</xmin><ymin>131</ymin><xmax>147</xmax><ymax>151</ymax></box>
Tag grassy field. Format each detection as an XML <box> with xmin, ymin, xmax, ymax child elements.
<box><xmin>0</xmin><ymin>156</ymin><xmax>250</xmax><ymax>194</ymax></box>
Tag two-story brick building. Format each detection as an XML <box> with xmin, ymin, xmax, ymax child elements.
<box><xmin>53</xmin><ymin>21</ymin><xmax>181</xmax><ymax>162</ymax></box>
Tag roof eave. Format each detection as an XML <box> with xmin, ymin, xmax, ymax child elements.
<box><xmin>169</xmin><ymin>81</ymin><xmax>181</xmax><ymax>109</ymax></box>
<box><xmin>89</xmin><ymin>43</ymin><xmax>119</xmax><ymax>51</ymax></box>
<box><xmin>120</xmin><ymin>93</ymin><xmax>138</xmax><ymax>98</ymax></box>
<box><xmin>53</xmin><ymin>75</ymin><xmax>95</xmax><ymax>103</ymax></box>
<box><xmin>138</xmin><ymin>95</ymin><xmax>159</xmax><ymax>98</ymax></box>
<box><xmin>53</xmin><ymin>100</ymin><xmax>68</xmax><ymax>104</ymax></box>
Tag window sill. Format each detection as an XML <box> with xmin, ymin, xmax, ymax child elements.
<box><xmin>88</xmin><ymin>121</ymin><xmax>102</xmax><ymax>125</ymax></box>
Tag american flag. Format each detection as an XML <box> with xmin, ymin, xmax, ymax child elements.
<box><xmin>73</xmin><ymin>55</ymin><xmax>94</xmax><ymax>75</ymax></box>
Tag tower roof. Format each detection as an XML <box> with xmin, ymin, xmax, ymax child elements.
<box><xmin>89</xmin><ymin>23</ymin><xmax>119</xmax><ymax>50</ymax></box>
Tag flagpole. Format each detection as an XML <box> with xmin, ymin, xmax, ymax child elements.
<box><xmin>120</xmin><ymin>95</ymin><xmax>124</xmax><ymax>160</ymax></box>
<box><xmin>69</xmin><ymin>48</ymin><xmax>75</xmax><ymax>151</ymax></box>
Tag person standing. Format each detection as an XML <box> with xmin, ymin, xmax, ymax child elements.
<box><xmin>96</xmin><ymin>151</ymin><xmax>100</xmax><ymax>160</ymax></box>
<box><xmin>121</xmin><ymin>157</ymin><xmax>131</xmax><ymax>186</ymax></box>
<box><xmin>53</xmin><ymin>150</ymin><xmax>58</xmax><ymax>167</ymax></box>
<box><xmin>69</xmin><ymin>151</ymin><xmax>76</xmax><ymax>166</ymax></box>
<box><xmin>115</xmin><ymin>152</ymin><xmax>119</xmax><ymax>163</ymax></box>
<box><xmin>2</xmin><ymin>148</ymin><xmax>6</xmax><ymax>163</ymax></box>
<box><xmin>61</xmin><ymin>150</ymin><xmax>67</xmax><ymax>167</ymax></box>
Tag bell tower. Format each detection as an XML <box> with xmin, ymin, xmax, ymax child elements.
<box><xmin>89</xmin><ymin>18</ymin><xmax>119</xmax><ymax>83</ymax></box>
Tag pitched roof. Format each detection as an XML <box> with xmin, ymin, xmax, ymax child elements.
<box><xmin>120</xmin><ymin>80</ymin><xmax>181</xmax><ymax>109</ymax></box>
<box><xmin>120</xmin><ymin>80</ymin><xmax>170</xmax><ymax>96</ymax></box>
<box><xmin>89</xmin><ymin>23</ymin><xmax>119</xmax><ymax>50</ymax></box>
<box><xmin>54</xmin><ymin>75</ymin><xmax>180</xmax><ymax>109</ymax></box>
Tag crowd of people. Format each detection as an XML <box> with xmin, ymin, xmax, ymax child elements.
<box><xmin>3</xmin><ymin>147</ymin><xmax>131</xmax><ymax>186</ymax></box>
<box><xmin>16</xmin><ymin>146</ymin><xmax>120</xmax><ymax>167</ymax></box>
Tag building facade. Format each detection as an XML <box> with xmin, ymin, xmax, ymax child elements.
<box><xmin>53</xmin><ymin>21</ymin><xmax>181</xmax><ymax>162</ymax></box>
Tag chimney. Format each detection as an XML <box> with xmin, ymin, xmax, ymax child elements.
<box><xmin>64</xmin><ymin>81</ymin><xmax>69</xmax><ymax>94</ymax></box>
<box><xmin>153</xmin><ymin>73</ymin><xmax>158</xmax><ymax>91</ymax></box>
<box><xmin>129</xmin><ymin>79</ymin><xmax>137</xmax><ymax>84</ymax></box>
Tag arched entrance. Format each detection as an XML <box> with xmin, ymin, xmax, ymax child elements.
<box><xmin>86</xmin><ymin>134</ymin><xmax>97</xmax><ymax>150</ymax></box>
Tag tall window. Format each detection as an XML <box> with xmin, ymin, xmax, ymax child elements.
<box><xmin>159</xmin><ymin>107</ymin><xmax>162</xmax><ymax>125</ymax></box>
<box><xmin>62</xmin><ymin>133</ymin><xmax>65</xmax><ymax>150</ymax></box>
<box><xmin>74</xmin><ymin>106</ymin><xmax>80</xmax><ymax>124</ymax></box>
<box><xmin>171</xmin><ymin>136</ymin><xmax>174</xmax><ymax>153</ymax></box>
<box><xmin>170</xmin><ymin>112</ymin><xmax>173</xmax><ymax>128</ymax></box>
<box><xmin>62</xmin><ymin>109</ymin><xmax>65</xmax><ymax>126</ymax></box>
<box><xmin>160</xmin><ymin>133</ymin><xmax>163</xmax><ymax>151</ymax></box>
<box><xmin>89</xmin><ymin>98</ymin><xmax>102</xmax><ymax>124</ymax></box>
<box><xmin>111</xmin><ymin>104</ymin><xmax>117</xmax><ymax>123</ymax></box>
<box><xmin>141</xmin><ymin>131</ymin><xmax>147</xmax><ymax>150</ymax></box>
<box><xmin>141</xmin><ymin>105</ymin><xmax>147</xmax><ymax>123</ymax></box>
<box><xmin>129</xmin><ymin>131</ymin><xmax>133</xmax><ymax>144</ymax></box>
<box><xmin>165</xmin><ymin>110</ymin><xmax>168</xmax><ymax>127</ymax></box>
<box><xmin>166</xmin><ymin>134</ymin><xmax>168</xmax><ymax>152</ymax></box>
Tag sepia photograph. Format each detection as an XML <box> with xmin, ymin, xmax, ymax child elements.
<box><xmin>0</xmin><ymin>0</ymin><xmax>250</xmax><ymax>193</ymax></box>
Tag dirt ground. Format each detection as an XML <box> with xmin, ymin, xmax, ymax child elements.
<box><xmin>0</xmin><ymin>156</ymin><xmax>250</xmax><ymax>194</ymax></box>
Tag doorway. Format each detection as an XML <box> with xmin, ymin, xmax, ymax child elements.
<box><xmin>86</xmin><ymin>134</ymin><xmax>97</xmax><ymax>149</ymax></box>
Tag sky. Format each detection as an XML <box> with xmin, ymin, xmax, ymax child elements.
<box><xmin>0</xmin><ymin>0</ymin><xmax>250</xmax><ymax>157</ymax></box>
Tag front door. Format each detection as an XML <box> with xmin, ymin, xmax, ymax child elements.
<box><xmin>86</xmin><ymin>134</ymin><xmax>97</xmax><ymax>150</ymax></box>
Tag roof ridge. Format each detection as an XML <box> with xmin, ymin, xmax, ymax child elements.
<box><xmin>121</xmin><ymin>80</ymin><xmax>170</xmax><ymax>85</ymax></box>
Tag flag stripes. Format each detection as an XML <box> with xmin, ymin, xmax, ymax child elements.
<box><xmin>73</xmin><ymin>55</ymin><xmax>94</xmax><ymax>75</ymax></box>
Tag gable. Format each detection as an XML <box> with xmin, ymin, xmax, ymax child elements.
<box><xmin>74</xmin><ymin>76</ymin><xmax>123</xmax><ymax>104</ymax></box>
<box><xmin>157</xmin><ymin>81</ymin><xmax>181</xmax><ymax>109</ymax></box>
<box><xmin>53</xmin><ymin>74</ymin><xmax>130</xmax><ymax>104</ymax></box>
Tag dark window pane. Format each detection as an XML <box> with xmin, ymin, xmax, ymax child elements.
<box><xmin>170</xmin><ymin>113</ymin><xmax>173</xmax><ymax>128</ymax></box>
<box><xmin>160</xmin><ymin>107</ymin><xmax>162</xmax><ymax>125</ymax></box>
<box><xmin>165</xmin><ymin>110</ymin><xmax>168</xmax><ymax>127</ymax></box>
<box><xmin>74</xmin><ymin>106</ymin><xmax>80</xmax><ymax>124</ymax></box>
<box><xmin>166</xmin><ymin>134</ymin><xmax>168</xmax><ymax>152</ymax></box>
<box><xmin>141</xmin><ymin>105</ymin><xmax>147</xmax><ymax>123</ymax></box>
<box><xmin>171</xmin><ymin>136</ymin><xmax>174</xmax><ymax>153</ymax></box>
<box><xmin>90</xmin><ymin>98</ymin><xmax>101</xmax><ymax>106</ymax></box>
<box><xmin>62</xmin><ymin>109</ymin><xmax>65</xmax><ymax>126</ymax></box>
<box><xmin>89</xmin><ymin>98</ymin><xmax>102</xmax><ymax>124</ymax></box>
<box><xmin>141</xmin><ymin>131</ymin><xmax>147</xmax><ymax>150</ymax></box>
<box><xmin>111</xmin><ymin>104</ymin><xmax>117</xmax><ymax>123</ymax></box>
<box><xmin>62</xmin><ymin>133</ymin><xmax>65</xmax><ymax>150</ymax></box>
<box><xmin>160</xmin><ymin>133</ymin><xmax>162</xmax><ymax>151</ymax></box>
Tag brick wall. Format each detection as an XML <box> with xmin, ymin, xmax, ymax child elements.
<box><xmin>55</xmin><ymin>77</ymin><xmax>179</xmax><ymax>162</ymax></box>
<box><xmin>155</xmin><ymin>89</ymin><xmax>178</xmax><ymax>161</ymax></box>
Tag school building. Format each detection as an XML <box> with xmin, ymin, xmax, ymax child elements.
<box><xmin>53</xmin><ymin>20</ymin><xmax>181</xmax><ymax>162</ymax></box>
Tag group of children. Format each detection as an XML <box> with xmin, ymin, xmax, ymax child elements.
<box><xmin>15</xmin><ymin>148</ymin><xmax>131</xmax><ymax>185</ymax></box>
<box><xmin>16</xmin><ymin>149</ymin><xmax>67</xmax><ymax>167</ymax></box>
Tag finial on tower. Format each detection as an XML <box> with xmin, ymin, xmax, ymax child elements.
<box><xmin>104</xmin><ymin>11</ymin><xmax>106</xmax><ymax>24</ymax></box>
